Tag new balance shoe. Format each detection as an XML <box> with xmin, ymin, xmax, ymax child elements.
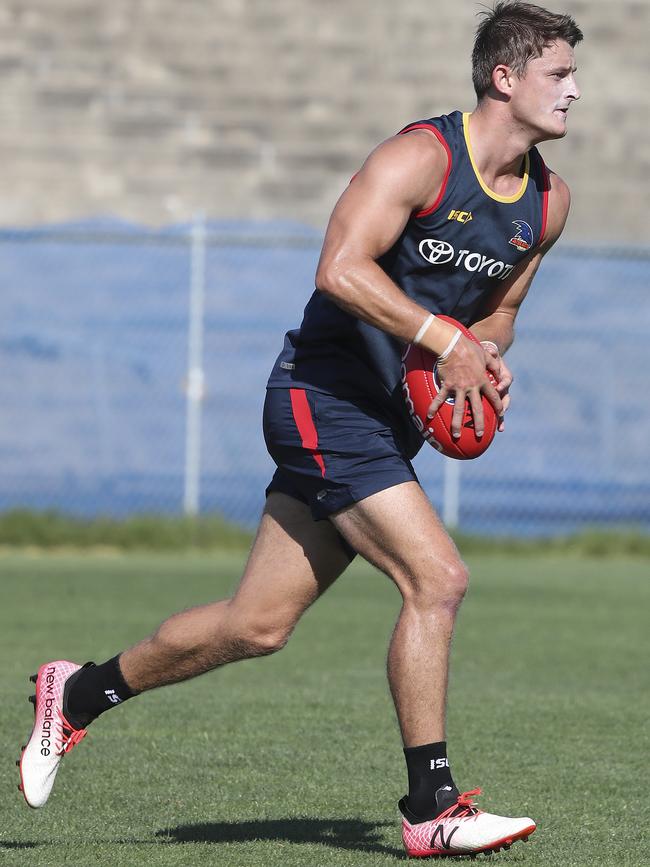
<box><xmin>18</xmin><ymin>660</ymin><xmax>91</xmax><ymax>808</ymax></box>
<box><xmin>400</xmin><ymin>786</ymin><xmax>536</xmax><ymax>858</ymax></box>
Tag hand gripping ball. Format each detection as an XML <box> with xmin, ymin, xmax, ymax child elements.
<box><xmin>401</xmin><ymin>315</ymin><xmax>498</xmax><ymax>460</ymax></box>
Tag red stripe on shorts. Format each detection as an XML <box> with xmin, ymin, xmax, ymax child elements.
<box><xmin>289</xmin><ymin>388</ymin><xmax>326</xmax><ymax>478</ymax></box>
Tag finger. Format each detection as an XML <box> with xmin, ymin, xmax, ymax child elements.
<box><xmin>467</xmin><ymin>388</ymin><xmax>485</xmax><ymax>438</ymax></box>
<box><xmin>482</xmin><ymin>381</ymin><xmax>503</xmax><ymax>419</ymax></box>
<box><xmin>497</xmin><ymin>392</ymin><xmax>511</xmax><ymax>433</ymax></box>
<box><xmin>495</xmin><ymin>360</ymin><xmax>512</xmax><ymax>386</ymax></box>
<box><xmin>485</xmin><ymin>354</ymin><xmax>500</xmax><ymax>379</ymax></box>
<box><xmin>451</xmin><ymin>390</ymin><xmax>468</xmax><ymax>439</ymax></box>
<box><xmin>427</xmin><ymin>386</ymin><xmax>449</xmax><ymax>420</ymax></box>
<box><xmin>496</xmin><ymin>377</ymin><xmax>512</xmax><ymax>395</ymax></box>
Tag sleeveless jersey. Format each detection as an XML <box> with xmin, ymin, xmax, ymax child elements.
<box><xmin>267</xmin><ymin>110</ymin><xmax>550</xmax><ymax>457</ymax></box>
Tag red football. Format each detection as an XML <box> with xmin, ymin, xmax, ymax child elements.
<box><xmin>401</xmin><ymin>315</ymin><xmax>498</xmax><ymax>460</ymax></box>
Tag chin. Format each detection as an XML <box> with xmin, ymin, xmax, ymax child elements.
<box><xmin>533</xmin><ymin>119</ymin><xmax>568</xmax><ymax>143</ymax></box>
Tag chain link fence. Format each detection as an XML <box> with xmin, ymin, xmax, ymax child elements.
<box><xmin>1</xmin><ymin>219</ymin><xmax>648</xmax><ymax>536</ymax></box>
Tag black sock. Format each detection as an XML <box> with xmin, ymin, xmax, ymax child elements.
<box><xmin>64</xmin><ymin>655</ymin><xmax>137</xmax><ymax>728</ymax></box>
<box><xmin>400</xmin><ymin>741</ymin><xmax>458</xmax><ymax>822</ymax></box>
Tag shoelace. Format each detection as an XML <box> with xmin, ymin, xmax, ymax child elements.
<box><xmin>56</xmin><ymin>708</ymin><xmax>88</xmax><ymax>755</ymax></box>
<box><xmin>435</xmin><ymin>787</ymin><xmax>483</xmax><ymax>823</ymax></box>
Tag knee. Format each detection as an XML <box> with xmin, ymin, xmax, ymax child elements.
<box><xmin>402</xmin><ymin>558</ymin><xmax>469</xmax><ymax>611</ymax></box>
<box><xmin>441</xmin><ymin>559</ymin><xmax>470</xmax><ymax>605</ymax></box>
<box><xmin>238</xmin><ymin>621</ymin><xmax>291</xmax><ymax>657</ymax></box>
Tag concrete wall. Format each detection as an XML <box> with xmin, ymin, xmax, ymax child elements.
<box><xmin>1</xmin><ymin>0</ymin><xmax>647</xmax><ymax>243</ymax></box>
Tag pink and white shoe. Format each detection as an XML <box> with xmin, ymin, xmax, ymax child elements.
<box><xmin>18</xmin><ymin>660</ymin><xmax>89</xmax><ymax>808</ymax></box>
<box><xmin>401</xmin><ymin>787</ymin><xmax>536</xmax><ymax>858</ymax></box>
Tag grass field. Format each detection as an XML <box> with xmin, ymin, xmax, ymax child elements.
<box><xmin>1</xmin><ymin>551</ymin><xmax>648</xmax><ymax>866</ymax></box>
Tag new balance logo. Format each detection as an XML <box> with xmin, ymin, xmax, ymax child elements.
<box><xmin>104</xmin><ymin>689</ymin><xmax>122</xmax><ymax>704</ymax></box>
<box><xmin>39</xmin><ymin>665</ymin><xmax>57</xmax><ymax>756</ymax></box>
<box><xmin>430</xmin><ymin>823</ymin><xmax>460</xmax><ymax>851</ymax></box>
<box><xmin>430</xmin><ymin>758</ymin><xmax>450</xmax><ymax>770</ymax></box>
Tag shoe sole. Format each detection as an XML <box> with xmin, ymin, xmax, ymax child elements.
<box><xmin>405</xmin><ymin>823</ymin><xmax>536</xmax><ymax>858</ymax></box>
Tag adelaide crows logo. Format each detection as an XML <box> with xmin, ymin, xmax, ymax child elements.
<box><xmin>509</xmin><ymin>220</ymin><xmax>533</xmax><ymax>251</ymax></box>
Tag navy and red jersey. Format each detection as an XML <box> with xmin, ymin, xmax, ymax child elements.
<box><xmin>267</xmin><ymin>110</ymin><xmax>550</xmax><ymax>457</ymax></box>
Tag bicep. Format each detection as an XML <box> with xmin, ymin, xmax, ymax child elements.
<box><xmin>316</xmin><ymin>133</ymin><xmax>448</xmax><ymax>277</ymax></box>
<box><xmin>318</xmin><ymin>174</ymin><xmax>412</xmax><ymax>270</ymax></box>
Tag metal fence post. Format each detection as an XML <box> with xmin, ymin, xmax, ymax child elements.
<box><xmin>183</xmin><ymin>214</ymin><xmax>206</xmax><ymax>515</ymax></box>
<box><xmin>443</xmin><ymin>457</ymin><xmax>460</xmax><ymax>529</ymax></box>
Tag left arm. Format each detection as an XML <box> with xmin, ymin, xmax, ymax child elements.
<box><xmin>471</xmin><ymin>170</ymin><xmax>571</xmax><ymax>351</ymax></box>
<box><xmin>469</xmin><ymin>171</ymin><xmax>571</xmax><ymax>428</ymax></box>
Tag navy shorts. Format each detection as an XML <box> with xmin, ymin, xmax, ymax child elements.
<box><xmin>263</xmin><ymin>387</ymin><xmax>418</xmax><ymax>522</ymax></box>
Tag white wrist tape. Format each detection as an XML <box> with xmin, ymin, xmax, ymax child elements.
<box><xmin>413</xmin><ymin>313</ymin><xmax>435</xmax><ymax>345</ymax></box>
<box><xmin>438</xmin><ymin>328</ymin><xmax>462</xmax><ymax>362</ymax></box>
<box><xmin>480</xmin><ymin>340</ymin><xmax>500</xmax><ymax>355</ymax></box>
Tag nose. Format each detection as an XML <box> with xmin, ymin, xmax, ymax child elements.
<box><xmin>568</xmin><ymin>73</ymin><xmax>581</xmax><ymax>101</ymax></box>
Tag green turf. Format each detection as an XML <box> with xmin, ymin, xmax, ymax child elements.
<box><xmin>1</xmin><ymin>552</ymin><xmax>648</xmax><ymax>865</ymax></box>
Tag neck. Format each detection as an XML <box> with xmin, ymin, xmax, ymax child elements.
<box><xmin>468</xmin><ymin>103</ymin><xmax>534</xmax><ymax>190</ymax></box>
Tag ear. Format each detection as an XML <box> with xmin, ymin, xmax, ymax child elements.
<box><xmin>491</xmin><ymin>63</ymin><xmax>515</xmax><ymax>97</ymax></box>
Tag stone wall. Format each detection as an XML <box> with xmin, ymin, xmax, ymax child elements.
<box><xmin>0</xmin><ymin>0</ymin><xmax>647</xmax><ymax>243</ymax></box>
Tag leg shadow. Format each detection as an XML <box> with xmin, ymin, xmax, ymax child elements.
<box><xmin>156</xmin><ymin>816</ymin><xmax>405</xmax><ymax>858</ymax></box>
<box><xmin>0</xmin><ymin>842</ymin><xmax>38</xmax><ymax>850</ymax></box>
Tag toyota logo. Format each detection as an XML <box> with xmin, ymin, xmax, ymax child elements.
<box><xmin>419</xmin><ymin>239</ymin><xmax>455</xmax><ymax>265</ymax></box>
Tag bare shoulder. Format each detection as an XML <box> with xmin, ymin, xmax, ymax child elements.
<box><xmin>368</xmin><ymin>128</ymin><xmax>449</xmax><ymax>169</ymax></box>
<box><xmin>318</xmin><ymin>127</ymin><xmax>451</xmax><ymax>262</ymax></box>
<box><xmin>353</xmin><ymin>129</ymin><xmax>449</xmax><ymax>212</ymax></box>
<box><xmin>543</xmin><ymin>170</ymin><xmax>571</xmax><ymax>247</ymax></box>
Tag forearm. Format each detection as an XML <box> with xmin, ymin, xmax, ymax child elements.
<box><xmin>317</xmin><ymin>257</ymin><xmax>458</xmax><ymax>356</ymax></box>
<box><xmin>469</xmin><ymin>310</ymin><xmax>516</xmax><ymax>355</ymax></box>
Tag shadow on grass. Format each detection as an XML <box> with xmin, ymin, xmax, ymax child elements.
<box><xmin>156</xmin><ymin>817</ymin><xmax>405</xmax><ymax>858</ymax></box>
<box><xmin>0</xmin><ymin>842</ymin><xmax>38</xmax><ymax>850</ymax></box>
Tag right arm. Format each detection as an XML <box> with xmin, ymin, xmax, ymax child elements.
<box><xmin>315</xmin><ymin>130</ymin><xmax>501</xmax><ymax>437</ymax></box>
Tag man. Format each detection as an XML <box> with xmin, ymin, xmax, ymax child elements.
<box><xmin>19</xmin><ymin>2</ymin><xmax>581</xmax><ymax>858</ymax></box>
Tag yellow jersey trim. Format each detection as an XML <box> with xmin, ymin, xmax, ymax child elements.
<box><xmin>462</xmin><ymin>112</ymin><xmax>529</xmax><ymax>204</ymax></box>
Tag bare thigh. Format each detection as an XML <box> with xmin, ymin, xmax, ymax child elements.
<box><xmin>329</xmin><ymin>482</ymin><xmax>464</xmax><ymax>596</ymax></box>
<box><xmin>227</xmin><ymin>491</ymin><xmax>354</xmax><ymax>633</ymax></box>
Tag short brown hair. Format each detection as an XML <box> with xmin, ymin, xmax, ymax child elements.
<box><xmin>472</xmin><ymin>2</ymin><xmax>583</xmax><ymax>99</ymax></box>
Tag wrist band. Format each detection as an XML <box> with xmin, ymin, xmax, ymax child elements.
<box><xmin>413</xmin><ymin>313</ymin><xmax>435</xmax><ymax>345</ymax></box>
<box><xmin>480</xmin><ymin>340</ymin><xmax>499</xmax><ymax>355</ymax></box>
<box><xmin>438</xmin><ymin>328</ymin><xmax>462</xmax><ymax>362</ymax></box>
